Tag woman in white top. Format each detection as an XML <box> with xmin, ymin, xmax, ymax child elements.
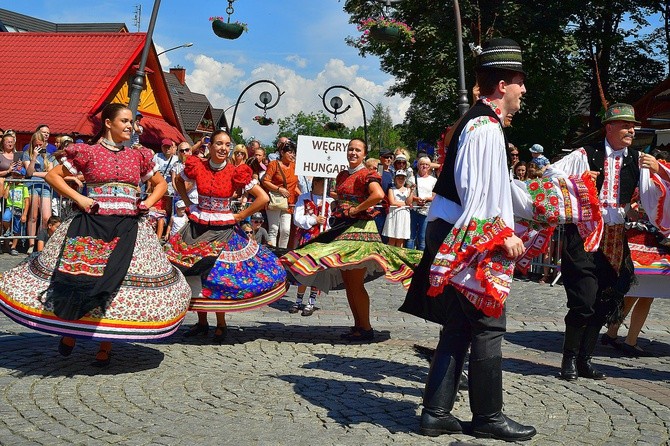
<box><xmin>407</xmin><ymin>156</ymin><xmax>437</xmax><ymax>250</ymax></box>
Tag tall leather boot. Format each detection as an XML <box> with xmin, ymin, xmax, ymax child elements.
<box><xmin>576</xmin><ymin>325</ymin><xmax>606</xmax><ymax>380</ymax></box>
<box><xmin>419</xmin><ymin>335</ymin><xmax>468</xmax><ymax>437</ymax></box>
<box><xmin>470</xmin><ymin>356</ymin><xmax>537</xmax><ymax>441</ymax></box>
<box><xmin>559</xmin><ymin>325</ymin><xmax>585</xmax><ymax>381</ymax></box>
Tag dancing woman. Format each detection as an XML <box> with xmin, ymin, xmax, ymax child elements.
<box><xmin>0</xmin><ymin>103</ymin><xmax>191</xmax><ymax>366</ymax></box>
<box><xmin>164</xmin><ymin>130</ymin><xmax>287</xmax><ymax>344</ymax></box>
<box><xmin>282</xmin><ymin>138</ymin><xmax>422</xmax><ymax>341</ymax></box>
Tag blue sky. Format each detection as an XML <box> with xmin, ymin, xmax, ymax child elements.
<box><xmin>8</xmin><ymin>1</ymin><xmax>408</xmax><ymax>144</ymax></box>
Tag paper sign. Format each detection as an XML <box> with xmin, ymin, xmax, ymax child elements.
<box><xmin>295</xmin><ymin>135</ymin><xmax>349</xmax><ymax>178</ymax></box>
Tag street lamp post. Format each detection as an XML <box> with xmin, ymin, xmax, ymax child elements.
<box><xmin>128</xmin><ymin>0</ymin><xmax>161</xmax><ymax>118</ymax></box>
<box><xmin>157</xmin><ymin>42</ymin><xmax>193</xmax><ymax>56</ymax></box>
<box><xmin>229</xmin><ymin>80</ymin><xmax>284</xmax><ymax>131</ymax></box>
<box><xmin>453</xmin><ymin>0</ymin><xmax>469</xmax><ymax>117</ymax></box>
<box><xmin>320</xmin><ymin>85</ymin><xmax>368</xmax><ymax>147</ymax></box>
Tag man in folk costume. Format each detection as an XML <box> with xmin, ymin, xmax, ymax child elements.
<box><xmin>400</xmin><ymin>37</ymin><xmax>606</xmax><ymax>440</ymax></box>
<box><xmin>546</xmin><ymin>103</ymin><xmax>670</xmax><ymax>381</ymax></box>
<box><xmin>400</xmin><ymin>38</ymin><xmax>537</xmax><ymax>441</ymax></box>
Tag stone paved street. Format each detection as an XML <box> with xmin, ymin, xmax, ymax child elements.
<box><xmin>0</xmin><ymin>254</ymin><xmax>668</xmax><ymax>445</ymax></box>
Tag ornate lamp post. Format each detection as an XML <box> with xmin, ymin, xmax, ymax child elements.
<box><xmin>228</xmin><ymin>80</ymin><xmax>284</xmax><ymax>130</ymax></box>
<box><xmin>320</xmin><ymin>85</ymin><xmax>368</xmax><ymax>146</ymax></box>
<box><xmin>157</xmin><ymin>42</ymin><xmax>193</xmax><ymax>56</ymax></box>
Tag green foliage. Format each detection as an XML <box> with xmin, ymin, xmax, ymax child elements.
<box><xmin>229</xmin><ymin>126</ymin><xmax>245</xmax><ymax>145</ymax></box>
<box><xmin>276</xmin><ymin>111</ymin><xmax>356</xmax><ymax>143</ymax></box>
<box><xmin>343</xmin><ymin>0</ymin><xmax>669</xmax><ymax>157</ymax></box>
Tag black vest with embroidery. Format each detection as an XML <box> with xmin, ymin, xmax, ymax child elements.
<box><xmin>433</xmin><ymin>102</ymin><xmax>508</xmax><ymax>205</ymax></box>
<box><xmin>582</xmin><ymin>141</ymin><xmax>639</xmax><ymax>206</ymax></box>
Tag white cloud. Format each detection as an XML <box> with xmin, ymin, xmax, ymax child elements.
<box><xmin>285</xmin><ymin>54</ymin><xmax>308</xmax><ymax>69</ymax></box>
<box><xmin>183</xmin><ymin>54</ymin><xmax>409</xmax><ymax>145</ymax></box>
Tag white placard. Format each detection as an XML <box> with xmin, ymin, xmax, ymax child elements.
<box><xmin>295</xmin><ymin>135</ymin><xmax>349</xmax><ymax>178</ymax></box>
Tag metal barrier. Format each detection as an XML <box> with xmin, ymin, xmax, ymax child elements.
<box><xmin>0</xmin><ymin>178</ymin><xmax>75</xmax><ymax>242</ymax></box>
<box><xmin>529</xmin><ymin>224</ymin><xmax>564</xmax><ymax>286</ymax></box>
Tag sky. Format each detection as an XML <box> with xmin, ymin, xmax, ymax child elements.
<box><xmin>8</xmin><ymin>1</ymin><xmax>410</xmax><ymax>145</ymax></box>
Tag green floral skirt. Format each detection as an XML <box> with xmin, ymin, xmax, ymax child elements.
<box><xmin>280</xmin><ymin>219</ymin><xmax>422</xmax><ymax>292</ymax></box>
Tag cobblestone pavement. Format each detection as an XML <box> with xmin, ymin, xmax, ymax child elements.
<box><xmin>0</xmin><ymin>254</ymin><xmax>668</xmax><ymax>445</ymax></box>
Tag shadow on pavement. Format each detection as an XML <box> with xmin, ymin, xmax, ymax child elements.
<box><xmin>166</xmin><ymin>321</ymin><xmax>393</xmax><ymax>346</ymax></box>
<box><xmin>0</xmin><ymin>333</ymin><xmax>165</xmax><ymax>376</ymax></box>
<box><xmin>302</xmin><ymin>353</ymin><xmax>427</xmax><ymax>384</ymax></box>
<box><xmin>503</xmin><ymin>356</ymin><xmax>670</xmax><ymax>382</ymax></box>
<box><xmin>504</xmin><ymin>329</ymin><xmax>670</xmax><ymax>358</ymax></box>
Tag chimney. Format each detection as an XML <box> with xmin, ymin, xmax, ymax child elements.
<box><xmin>170</xmin><ymin>66</ymin><xmax>186</xmax><ymax>85</ymax></box>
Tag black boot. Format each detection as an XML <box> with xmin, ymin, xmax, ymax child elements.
<box><xmin>419</xmin><ymin>334</ymin><xmax>468</xmax><ymax>437</ymax></box>
<box><xmin>576</xmin><ymin>325</ymin><xmax>606</xmax><ymax>380</ymax></box>
<box><xmin>559</xmin><ymin>325</ymin><xmax>584</xmax><ymax>381</ymax></box>
<box><xmin>470</xmin><ymin>356</ymin><xmax>537</xmax><ymax>442</ymax></box>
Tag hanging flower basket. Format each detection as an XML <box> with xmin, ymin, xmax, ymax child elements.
<box><xmin>324</xmin><ymin>122</ymin><xmax>345</xmax><ymax>131</ymax></box>
<box><xmin>357</xmin><ymin>17</ymin><xmax>415</xmax><ymax>44</ymax></box>
<box><xmin>210</xmin><ymin>17</ymin><xmax>247</xmax><ymax>40</ymax></box>
<box><xmin>253</xmin><ymin>116</ymin><xmax>274</xmax><ymax>126</ymax></box>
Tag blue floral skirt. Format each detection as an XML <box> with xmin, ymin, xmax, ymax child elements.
<box><xmin>164</xmin><ymin>222</ymin><xmax>287</xmax><ymax>312</ymax></box>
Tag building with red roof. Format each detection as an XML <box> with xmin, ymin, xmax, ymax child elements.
<box><xmin>0</xmin><ymin>32</ymin><xmax>185</xmax><ymax>149</ymax></box>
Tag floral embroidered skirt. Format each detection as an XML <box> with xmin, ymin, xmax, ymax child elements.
<box><xmin>627</xmin><ymin>226</ymin><xmax>670</xmax><ymax>298</ymax></box>
<box><xmin>164</xmin><ymin>222</ymin><xmax>287</xmax><ymax>312</ymax></box>
<box><xmin>281</xmin><ymin>219</ymin><xmax>422</xmax><ymax>292</ymax></box>
<box><xmin>0</xmin><ymin>218</ymin><xmax>192</xmax><ymax>341</ymax></box>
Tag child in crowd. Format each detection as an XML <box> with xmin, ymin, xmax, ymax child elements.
<box><xmin>166</xmin><ymin>200</ymin><xmax>188</xmax><ymax>239</ymax></box>
<box><xmin>382</xmin><ymin>170</ymin><xmax>411</xmax><ymax>247</ymax></box>
<box><xmin>2</xmin><ymin>166</ymin><xmax>30</xmax><ymax>255</ymax></box>
<box><xmin>529</xmin><ymin>144</ymin><xmax>550</xmax><ymax>168</ymax></box>
<box><xmin>148</xmin><ymin>197</ymin><xmax>168</xmax><ymax>240</ymax></box>
<box><xmin>289</xmin><ymin>177</ymin><xmax>333</xmax><ymax>316</ymax></box>
<box><xmin>250</xmin><ymin>212</ymin><xmax>269</xmax><ymax>245</ymax></box>
<box><xmin>240</xmin><ymin>222</ymin><xmax>254</xmax><ymax>240</ymax></box>
<box><xmin>365</xmin><ymin>158</ymin><xmax>380</xmax><ymax>172</ymax></box>
<box><xmin>526</xmin><ymin>161</ymin><xmax>543</xmax><ymax>179</ymax></box>
<box><xmin>36</xmin><ymin>215</ymin><xmax>61</xmax><ymax>252</ymax></box>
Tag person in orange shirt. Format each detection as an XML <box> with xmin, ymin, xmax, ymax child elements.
<box><xmin>261</xmin><ymin>140</ymin><xmax>300</xmax><ymax>249</ymax></box>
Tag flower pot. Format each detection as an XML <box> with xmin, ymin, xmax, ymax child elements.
<box><xmin>212</xmin><ymin>20</ymin><xmax>244</xmax><ymax>40</ymax></box>
<box><xmin>369</xmin><ymin>25</ymin><xmax>402</xmax><ymax>43</ymax></box>
<box><xmin>325</xmin><ymin>122</ymin><xmax>345</xmax><ymax>131</ymax></box>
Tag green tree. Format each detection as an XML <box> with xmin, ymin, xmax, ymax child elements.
<box><xmin>229</xmin><ymin>126</ymin><xmax>245</xmax><ymax>145</ymax></box>
<box><xmin>276</xmin><ymin>111</ymin><xmax>356</xmax><ymax>144</ymax></box>
<box><xmin>343</xmin><ymin>0</ymin><xmax>667</xmax><ymax>155</ymax></box>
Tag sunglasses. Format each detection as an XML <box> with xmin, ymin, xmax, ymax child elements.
<box><xmin>234</xmin><ymin>152</ymin><xmax>246</xmax><ymax>156</ymax></box>
<box><xmin>244</xmin><ymin>230</ymin><xmax>253</xmax><ymax>234</ymax></box>
<box><xmin>381</xmin><ymin>155</ymin><xmax>394</xmax><ymax>159</ymax></box>
<box><xmin>179</xmin><ymin>149</ymin><xmax>191</xmax><ymax>153</ymax></box>
<box><xmin>252</xmin><ymin>219</ymin><xmax>263</xmax><ymax>223</ymax></box>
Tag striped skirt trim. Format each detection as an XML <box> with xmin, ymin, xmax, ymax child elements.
<box><xmin>189</xmin><ymin>280</ymin><xmax>287</xmax><ymax>312</ymax></box>
<box><xmin>0</xmin><ymin>290</ymin><xmax>187</xmax><ymax>340</ymax></box>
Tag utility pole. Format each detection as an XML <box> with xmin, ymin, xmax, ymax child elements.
<box><xmin>133</xmin><ymin>4</ymin><xmax>142</xmax><ymax>32</ymax></box>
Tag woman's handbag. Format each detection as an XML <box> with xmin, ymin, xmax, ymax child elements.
<box><xmin>267</xmin><ymin>161</ymin><xmax>289</xmax><ymax>211</ymax></box>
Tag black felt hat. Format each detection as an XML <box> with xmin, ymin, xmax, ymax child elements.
<box><xmin>476</xmin><ymin>38</ymin><xmax>524</xmax><ymax>74</ymax></box>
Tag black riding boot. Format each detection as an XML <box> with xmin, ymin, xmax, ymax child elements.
<box><xmin>576</xmin><ymin>325</ymin><xmax>606</xmax><ymax>380</ymax></box>
<box><xmin>419</xmin><ymin>334</ymin><xmax>468</xmax><ymax>437</ymax></box>
<box><xmin>470</xmin><ymin>356</ymin><xmax>537</xmax><ymax>442</ymax></box>
<box><xmin>559</xmin><ymin>325</ymin><xmax>585</xmax><ymax>381</ymax></box>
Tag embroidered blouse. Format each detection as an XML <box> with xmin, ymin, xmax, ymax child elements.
<box><xmin>425</xmin><ymin>99</ymin><xmax>603</xmax><ymax>318</ymax></box>
<box><xmin>62</xmin><ymin>143</ymin><xmax>158</xmax><ymax>216</ymax></box>
<box><xmin>333</xmin><ymin>167</ymin><xmax>381</xmax><ymax>220</ymax></box>
<box><xmin>181</xmin><ymin>155</ymin><xmax>256</xmax><ymax>226</ymax></box>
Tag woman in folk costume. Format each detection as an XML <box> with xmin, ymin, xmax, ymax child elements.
<box><xmin>282</xmin><ymin>138</ymin><xmax>423</xmax><ymax>342</ymax></box>
<box><xmin>602</xmin><ymin>151</ymin><xmax>670</xmax><ymax>356</ymax></box>
<box><xmin>164</xmin><ymin>130</ymin><xmax>287</xmax><ymax>344</ymax></box>
<box><xmin>0</xmin><ymin>103</ymin><xmax>191</xmax><ymax>366</ymax></box>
